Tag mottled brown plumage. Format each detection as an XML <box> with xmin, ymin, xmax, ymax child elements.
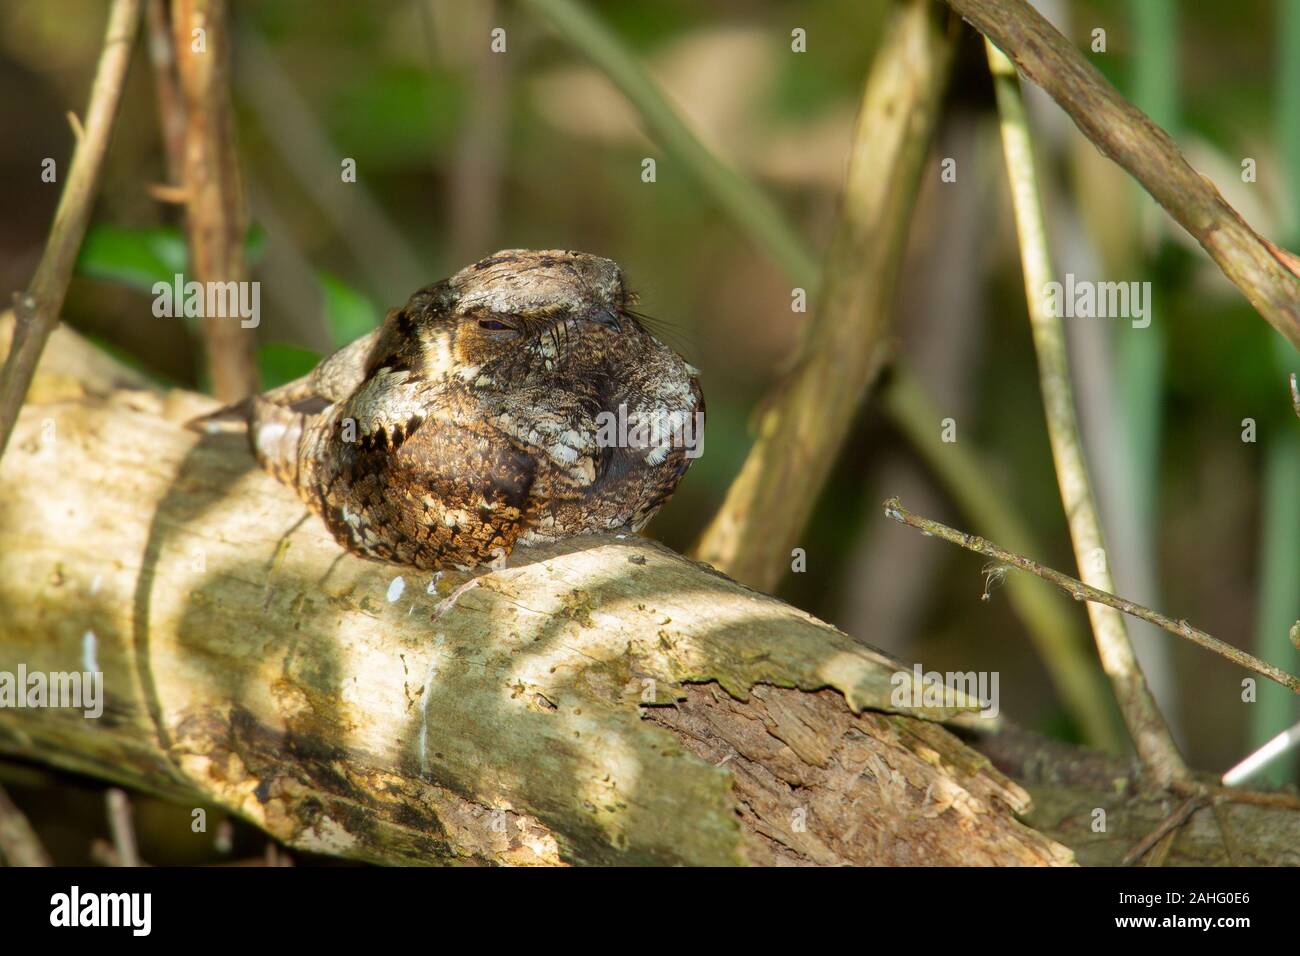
<box><xmin>239</xmin><ymin>250</ymin><xmax>703</xmax><ymax>571</ymax></box>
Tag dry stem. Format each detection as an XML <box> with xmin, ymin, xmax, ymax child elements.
<box><xmin>172</xmin><ymin>0</ymin><xmax>258</xmax><ymax>401</ymax></box>
<box><xmin>0</xmin><ymin>0</ymin><xmax>143</xmax><ymax>465</ymax></box>
<box><xmin>884</xmin><ymin>497</ymin><xmax>1300</xmax><ymax>695</ymax></box>
<box><xmin>692</xmin><ymin>0</ymin><xmax>957</xmax><ymax>590</ymax></box>
<box><xmin>985</xmin><ymin>41</ymin><xmax>1187</xmax><ymax>785</ymax></box>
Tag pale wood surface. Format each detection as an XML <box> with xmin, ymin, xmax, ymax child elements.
<box><xmin>0</xmin><ymin>319</ymin><xmax>1072</xmax><ymax>865</ymax></box>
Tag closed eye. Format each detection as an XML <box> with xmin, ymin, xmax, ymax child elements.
<box><xmin>478</xmin><ymin>319</ymin><xmax>514</xmax><ymax>331</ymax></box>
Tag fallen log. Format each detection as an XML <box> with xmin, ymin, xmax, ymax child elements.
<box><xmin>0</xmin><ymin>319</ymin><xmax>1071</xmax><ymax>865</ymax></box>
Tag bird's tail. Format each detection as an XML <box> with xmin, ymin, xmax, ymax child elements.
<box><xmin>185</xmin><ymin>397</ymin><xmax>254</xmax><ymax>435</ymax></box>
<box><xmin>187</xmin><ymin>391</ymin><xmax>311</xmax><ymax>494</ymax></box>
<box><xmin>246</xmin><ymin>395</ymin><xmax>310</xmax><ymax>491</ymax></box>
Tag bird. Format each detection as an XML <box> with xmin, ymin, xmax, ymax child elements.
<box><xmin>218</xmin><ymin>249</ymin><xmax>704</xmax><ymax>572</ymax></box>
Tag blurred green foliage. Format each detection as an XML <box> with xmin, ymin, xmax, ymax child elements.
<box><xmin>75</xmin><ymin>224</ymin><xmax>188</xmax><ymax>293</ymax></box>
<box><xmin>74</xmin><ymin>224</ymin><xmax>267</xmax><ymax>292</ymax></box>
<box><xmin>320</xmin><ymin>271</ymin><xmax>381</xmax><ymax>347</ymax></box>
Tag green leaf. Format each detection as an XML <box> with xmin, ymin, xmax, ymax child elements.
<box><xmin>76</xmin><ymin>225</ymin><xmax>188</xmax><ymax>292</ymax></box>
<box><xmin>319</xmin><ymin>272</ymin><xmax>380</xmax><ymax>347</ymax></box>
<box><xmin>257</xmin><ymin>342</ymin><xmax>322</xmax><ymax>389</ymax></box>
<box><xmin>76</xmin><ymin>223</ymin><xmax>269</xmax><ymax>292</ymax></box>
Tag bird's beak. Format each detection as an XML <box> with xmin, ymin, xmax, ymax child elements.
<box><xmin>583</xmin><ymin>306</ymin><xmax>622</xmax><ymax>332</ymax></box>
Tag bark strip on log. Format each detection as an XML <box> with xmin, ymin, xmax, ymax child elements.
<box><xmin>0</xmin><ymin>330</ymin><xmax>1071</xmax><ymax>865</ymax></box>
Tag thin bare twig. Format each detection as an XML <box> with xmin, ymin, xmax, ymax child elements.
<box><xmin>883</xmin><ymin>369</ymin><xmax>1123</xmax><ymax>749</ymax></box>
<box><xmin>0</xmin><ymin>0</ymin><xmax>143</xmax><ymax>465</ymax></box>
<box><xmin>1120</xmin><ymin>795</ymin><xmax>1204</xmax><ymax>867</ymax></box>
<box><xmin>883</xmin><ymin>497</ymin><xmax>1300</xmax><ymax>695</ymax></box>
<box><xmin>147</xmin><ymin>182</ymin><xmax>189</xmax><ymax>204</ymax></box>
<box><xmin>1176</xmin><ymin>781</ymin><xmax>1300</xmax><ymax>812</ymax></box>
<box><xmin>1290</xmin><ymin>372</ymin><xmax>1299</xmax><ymax>419</ymax></box>
<box><xmin>985</xmin><ymin>41</ymin><xmax>1187</xmax><ymax>786</ymax></box>
<box><xmin>945</xmin><ymin>0</ymin><xmax>1300</xmax><ymax>348</ymax></box>
<box><xmin>66</xmin><ymin>111</ymin><xmax>86</xmax><ymax>143</ymax></box>
<box><xmin>0</xmin><ymin>783</ymin><xmax>51</xmax><ymax>866</ymax></box>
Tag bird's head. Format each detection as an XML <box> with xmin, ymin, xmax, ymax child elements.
<box><xmin>382</xmin><ymin>250</ymin><xmax>637</xmax><ymax>381</ymax></box>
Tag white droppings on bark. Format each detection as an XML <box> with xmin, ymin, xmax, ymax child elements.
<box><xmin>82</xmin><ymin>630</ymin><xmax>98</xmax><ymax>673</ymax></box>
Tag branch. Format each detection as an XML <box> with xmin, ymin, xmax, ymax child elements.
<box><xmin>884</xmin><ymin>498</ymin><xmax>1300</xmax><ymax>694</ymax></box>
<box><xmin>0</xmin><ymin>0</ymin><xmax>142</xmax><ymax>465</ymax></box>
<box><xmin>1223</xmin><ymin>717</ymin><xmax>1300</xmax><ymax>787</ymax></box>
<box><xmin>944</xmin><ymin>0</ymin><xmax>1300</xmax><ymax>349</ymax></box>
<box><xmin>882</xmin><ymin>370</ymin><xmax>1125</xmax><ymax>751</ymax></box>
<box><xmin>1118</xmin><ymin>795</ymin><xmax>1204</xmax><ymax>867</ymax></box>
<box><xmin>172</xmin><ymin>0</ymin><xmax>258</xmax><ymax>401</ymax></box>
<box><xmin>0</xmin><ymin>342</ymin><xmax>1070</xmax><ymax>867</ymax></box>
<box><xmin>986</xmin><ymin>40</ymin><xmax>1187</xmax><ymax>786</ymax></box>
<box><xmin>692</xmin><ymin>0</ymin><xmax>956</xmax><ymax>591</ymax></box>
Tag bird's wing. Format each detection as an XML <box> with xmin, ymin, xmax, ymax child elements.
<box><xmin>308</xmin><ymin>325</ymin><xmax>388</xmax><ymax>404</ymax></box>
<box><xmin>323</xmin><ymin>398</ymin><xmax>538</xmax><ymax>569</ymax></box>
<box><xmin>337</xmin><ymin>363</ymin><xmax>440</xmax><ymax>445</ymax></box>
<box><xmin>483</xmin><ymin>386</ymin><xmax>607</xmax><ymax>488</ymax></box>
